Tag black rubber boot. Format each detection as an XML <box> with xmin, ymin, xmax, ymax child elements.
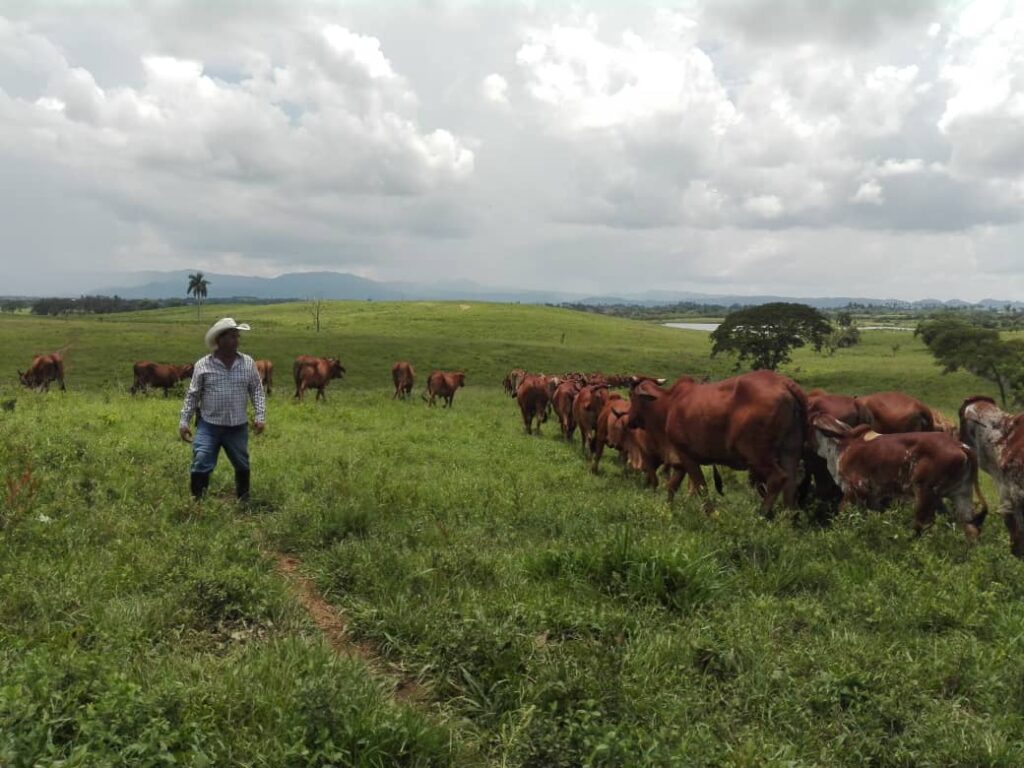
<box><xmin>190</xmin><ymin>472</ymin><xmax>210</xmax><ymax>500</ymax></box>
<box><xmin>235</xmin><ymin>470</ymin><xmax>251</xmax><ymax>503</ymax></box>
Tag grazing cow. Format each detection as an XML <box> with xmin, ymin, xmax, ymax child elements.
<box><xmin>131</xmin><ymin>362</ymin><xmax>194</xmax><ymax>397</ymax></box>
<box><xmin>425</xmin><ymin>370</ymin><xmax>466</xmax><ymax>408</ymax></box>
<box><xmin>392</xmin><ymin>361</ymin><xmax>415</xmax><ymax>400</ymax></box>
<box><xmin>18</xmin><ymin>353</ymin><xmax>66</xmax><ymax>392</ymax></box>
<box><xmin>293</xmin><ymin>355</ymin><xmax>346</xmax><ymax>401</ymax></box>
<box><xmin>801</xmin><ymin>389</ymin><xmax>875</xmax><ymax>508</ymax></box>
<box><xmin>516</xmin><ymin>374</ymin><xmax>551</xmax><ymax>434</ymax></box>
<box><xmin>857</xmin><ymin>391</ymin><xmax>935</xmax><ymax>433</ymax></box>
<box><xmin>551</xmin><ymin>379</ymin><xmax>582</xmax><ymax>441</ymax></box>
<box><xmin>810</xmin><ymin>413</ymin><xmax>986</xmax><ymax>541</ymax></box>
<box><xmin>572</xmin><ymin>384</ymin><xmax>611</xmax><ymax>457</ymax></box>
<box><xmin>959</xmin><ymin>396</ymin><xmax>1024</xmax><ymax>557</ymax></box>
<box><xmin>503</xmin><ymin>368</ymin><xmax>526</xmax><ymax>398</ymax></box>
<box><xmin>627</xmin><ymin>371</ymin><xmax>806</xmax><ymax>516</ymax></box>
<box><xmin>255</xmin><ymin>359</ymin><xmax>274</xmax><ymax>395</ymax></box>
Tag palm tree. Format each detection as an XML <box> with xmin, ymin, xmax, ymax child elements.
<box><xmin>187</xmin><ymin>272</ymin><xmax>209</xmax><ymax>320</ymax></box>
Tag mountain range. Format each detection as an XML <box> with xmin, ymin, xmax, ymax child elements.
<box><xmin>18</xmin><ymin>269</ymin><xmax>1022</xmax><ymax>310</ymax></box>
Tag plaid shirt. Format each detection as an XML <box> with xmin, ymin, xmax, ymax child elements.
<box><xmin>179</xmin><ymin>352</ymin><xmax>266</xmax><ymax>429</ymax></box>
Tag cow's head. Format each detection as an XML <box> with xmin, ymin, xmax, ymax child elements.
<box><xmin>453</xmin><ymin>371</ymin><xmax>466</xmax><ymax>388</ymax></box>
<box><xmin>958</xmin><ymin>395</ymin><xmax>998</xmax><ymax>448</ymax></box>
<box><xmin>180</xmin><ymin>363</ymin><xmax>195</xmax><ymax>378</ymax></box>
<box><xmin>627</xmin><ymin>378</ymin><xmax>664</xmax><ymax>430</ymax></box>
<box><xmin>328</xmin><ymin>358</ymin><xmax>346</xmax><ymax>379</ymax></box>
<box><xmin>17</xmin><ymin>370</ymin><xmax>30</xmax><ymax>388</ymax></box>
<box><xmin>809</xmin><ymin>413</ymin><xmax>855</xmax><ymax>483</ymax></box>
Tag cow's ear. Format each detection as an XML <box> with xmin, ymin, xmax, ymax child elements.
<box><xmin>812</xmin><ymin>413</ymin><xmax>849</xmax><ymax>438</ymax></box>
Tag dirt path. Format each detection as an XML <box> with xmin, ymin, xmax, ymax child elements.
<box><xmin>273</xmin><ymin>553</ymin><xmax>428</xmax><ymax>705</ymax></box>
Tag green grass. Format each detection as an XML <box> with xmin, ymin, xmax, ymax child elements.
<box><xmin>1</xmin><ymin>301</ymin><xmax>1019</xmax><ymax>767</ymax></box>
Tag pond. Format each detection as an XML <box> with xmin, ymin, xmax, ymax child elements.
<box><xmin>663</xmin><ymin>322</ymin><xmax>719</xmax><ymax>332</ymax></box>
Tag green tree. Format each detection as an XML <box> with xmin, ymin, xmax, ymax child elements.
<box><xmin>710</xmin><ymin>302</ymin><xmax>832</xmax><ymax>371</ymax></box>
<box><xmin>916</xmin><ymin>317</ymin><xmax>1024</xmax><ymax>406</ymax></box>
<box><xmin>187</xmin><ymin>271</ymin><xmax>209</xmax><ymax>320</ymax></box>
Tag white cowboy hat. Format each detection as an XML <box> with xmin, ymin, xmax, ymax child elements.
<box><xmin>205</xmin><ymin>317</ymin><xmax>251</xmax><ymax>350</ymax></box>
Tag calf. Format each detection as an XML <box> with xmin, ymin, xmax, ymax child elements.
<box><xmin>573</xmin><ymin>384</ymin><xmax>610</xmax><ymax>457</ymax></box>
<box><xmin>590</xmin><ymin>394</ymin><xmax>629</xmax><ymax>473</ymax></box>
<box><xmin>551</xmin><ymin>379</ymin><xmax>582</xmax><ymax>441</ymax></box>
<box><xmin>960</xmin><ymin>396</ymin><xmax>1024</xmax><ymax>557</ymax></box>
<box><xmin>811</xmin><ymin>413</ymin><xmax>986</xmax><ymax>541</ymax></box>
<box><xmin>131</xmin><ymin>361</ymin><xmax>194</xmax><ymax>396</ymax></box>
<box><xmin>516</xmin><ymin>374</ymin><xmax>550</xmax><ymax>434</ymax></box>
<box><xmin>425</xmin><ymin>370</ymin><xmax>465</xmax><ymax>408</ymax></box>
<box><xmin>391</xmin><ymin>361</ymin><xmax>415</xmax><ymax>400</ymax></box>
<box><xmin>18</xmin><ymin>353</ymin><xmax>66</xmax><ymax>392</ymax></box>
<box><xmin>293</xmin><ymin>356</ymin><xmax>346</xmax><ymax>401</ymax></box>
<box><xmin>255</xmin><ymin>359</ymin><xmax>274</xmax><ymax>395</ymax></box>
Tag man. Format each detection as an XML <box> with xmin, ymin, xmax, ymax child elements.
<box><xmin>179</xmin><ymin>317</ymin><xmax>266</xmax><ymax>502</ymax></box>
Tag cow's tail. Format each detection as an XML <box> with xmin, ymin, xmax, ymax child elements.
<box><xmin>963</xmin><ymin>444</ymin><xmax>989</xmax><ymax>529</ymax></box>
<box><xmin>783</xmin><ymin>378</ymin><xmax>809</xmax><ymax>503</ymax></box>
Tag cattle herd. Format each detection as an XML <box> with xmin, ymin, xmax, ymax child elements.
<box><xmin>504</xmin><ymin>366</ymin><xmax>1024</xmax><ymax>559</ymax></box>
<box><xmin>13</xmin><ymin>349</ymin><xmax>1024</xmax><ymax>558</ymax></box>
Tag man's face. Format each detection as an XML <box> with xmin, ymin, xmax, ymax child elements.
<box><xmin>216</xmin><ymin>329</ymin><xmax>241</xmax><ymax>355</ymax></box>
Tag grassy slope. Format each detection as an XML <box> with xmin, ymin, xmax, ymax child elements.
<box><xmin>2</xmin><ymin>302</ymin><xmax>1021</xmax><ymax>767</ymax></box>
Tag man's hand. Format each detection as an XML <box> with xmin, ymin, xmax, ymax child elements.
<box><xmin>179</xmin><ymin>425</ymin><xmax>193</xmax><ymax>443</ymax></box>
<box><xmin>253</xmin><ymin>421</ymin><xmax>265</xmax><ymax>435</ymax></box>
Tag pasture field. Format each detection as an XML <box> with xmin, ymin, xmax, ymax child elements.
<box><xmin>2</xmin><ymin>301</ymin><xmax>1023</xmax><ymax>767</ymax></box>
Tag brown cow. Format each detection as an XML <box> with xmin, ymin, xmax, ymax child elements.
<box><xmin>551</xmin><ymin>379</ymin><xmax>582</xmax><ymax>441</ymax></box>
<box><xmin>590</xmin><ymin>394</ymin><xmax>629</xmax><ymax>473</ymax></box>
<box><xmin>960</xmin><ymin>396</ymin><xmax>1024</xmax><ymax>557</ymax></box>
<box><xmin>516</xmin><ymin>374</ymin><xmax>550</xmax><ymax>434</ymax></box>
<box><xmin>293</xmin><ymin>355</ymin><xmax>346</xmax><ymax>401</ymax></box>
<box><xmin>856</xmin><ymin>391</ymin><xmax>935</xmax><ymax>433</ymax></box>
<box><xmin>255</xmin><ymin>359</ymin><xmax>274</xmax><ymax>395</ymax></box>
<box><xmin>392</xmin><ymin>361</ymin><xmax>415</xmax><ymax>400</ymax></box>
<box><xmin>18</xmin><ymin>353</ymin><xmax>66</xmax><ymax>392</ymax></box>
<box><xmin>573</xmin><ymin>384</ymin><xmax>611</xmax><ymax>457</ymax></box>
<box><xmin>810</xmin><ymin>413</ymin><xmax>986</xmax><ymax>541</ymax></box>
<box><xmin>425</xmin><ymin>370</ymin><xmax>465</xmax><ymax>408</ymax></box>
<box><xmin>131</xmin><ymin>361</ymin><xmax>194</xmax><ymax>396</ymax></box>
<box><xmin>627</xmin><ymin>371</ymin><xmax>806</xmax><ymax>515</ymax></box>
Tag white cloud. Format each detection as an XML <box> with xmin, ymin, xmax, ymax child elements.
<box><xmin>1</xmin><ymin>2</ymin><xmax>1023</xmax><ymax>301</ymax></box>
<box><xmin>481</xmin><ymin>73</ymin><xmax>509</xmax><ymax>104</ymax></box>
<box><xmin>851</xmin><ymin>179</ymin><xmax>884</xmax><ymax>205</ymax></box>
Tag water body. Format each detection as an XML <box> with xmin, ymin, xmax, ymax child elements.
<box><xmin>663</xmin><ymin>322</ymin><xmax>915</xmax><ymax>332</ymax></box>
<box><xmin>663</xmin><ymin>322</ymin><xmax>719</xmax><ymax>332</ymax></box>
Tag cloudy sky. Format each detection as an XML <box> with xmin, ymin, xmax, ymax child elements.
<box><xmin>1</xmin><ymin>0</ymin><xmax>1022</xmax><ymax>299</ymax></box>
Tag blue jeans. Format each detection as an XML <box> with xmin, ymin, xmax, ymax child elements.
<box><xmin>191</xmin><ymin>418</ymin><xmax>249</xmax><ymax>474</ymax></box>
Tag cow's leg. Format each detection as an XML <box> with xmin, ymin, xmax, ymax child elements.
<box><xmin>950</xmin><ymin>485</ymin><xmax>981</xmax><ymax>542</ymax></box>
<box><xmin>590</xmin><ymin>440</ymin><xmax>605</xmax><ymax>474</ymax></box>
<box><xmin>753</xmin><ymin>461</ymin><xmax>788</xmax><ymax>519</ymax></box>
<box><xmin>316</xmin><ymin>387</ymin><xmax>325</xmax><ymax>402</ymax></box>
<box><xmin>780</xmin><ymin>451</ymin><xmax>802</xmax><ymax>508</ymax></box>
<box><xmin>668</xmin><ymin>459</ymin><xmax>700</xmax><ymax>504</ymax></box>
<box><xmin>912</xmin><ymin>486</ymin><xmax>940</xmax><ymax>537</ymax></box>
<box><xmin>163</xmin><ymin>386</ymin><xmax>170</xmax><ymax>398</ymax></box>
<box><xmin>998</xmin><ymin>496</ymin><xmax>1024</xmax><ymax>558</ymax></box>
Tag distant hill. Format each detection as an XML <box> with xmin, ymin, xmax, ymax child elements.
<box><xmin>76</xmin><ymin>270</ymin><xmax>1024</xmax><ymax>310</ymax></box>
